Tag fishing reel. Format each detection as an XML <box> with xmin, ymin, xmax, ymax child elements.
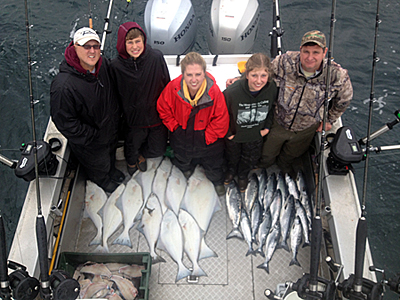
<box><xmin>337</xmin><ymin>273</ymin><xmax>383</xmax><ymax>300</ymax></box>
<box><xmin>49</xmin><ymin>269</ymin><xmax>80</xmax><ymax>300</ymax></box>
<box><xmin>7</xmin><ymin>260</ymin><xmax>40</xmax><ymax>300</ymax></box>
<box><xmin>264</xmin><ymin>274</ymin><xmax>336</xmax><ymax>300</ymax></box>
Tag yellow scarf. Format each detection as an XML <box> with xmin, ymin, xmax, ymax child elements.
<box><xmin>183</xmin><ymin>79</ymin><xmax>207</xmax><ymax>107</ymax></box>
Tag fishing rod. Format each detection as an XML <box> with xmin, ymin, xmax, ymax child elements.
<box><xmin>337</xmin><ymin>0</ymin><xmax>384</xmax><ymax>298</ymax></box>
<box><xmin>285</xmin><ymin>0</ymin><xmax>339</xmax><ymax>299</ymax></box>
<box><xmin>23</xmin><ymin>2</ymin><xmax>80</xmax><ymax>300</ymax></box>
<box><xmin>270</xmin><ymin>0</ymin><xmax>284</xmax><ymax>58</ymax></box>
<box><xmin>100</xmin><ymin>0</ymin><xmax>114</xmax><ymax>51</ymax></box>
<box><xmin>24</xmin><ymin>0</ymin><xmax>52</xmax><ymax>297</ymax></box>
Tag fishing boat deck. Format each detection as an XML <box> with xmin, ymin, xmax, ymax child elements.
<box><xmin>56</xmin><ymin>155</ymin><xmax>314</xmax><ymax>300</ymax></box>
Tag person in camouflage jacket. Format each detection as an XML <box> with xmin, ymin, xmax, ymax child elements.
<box><xmin>259</xmin><ymin>30</ymin><xmax>353</xmax><ymax>173</ymax></box>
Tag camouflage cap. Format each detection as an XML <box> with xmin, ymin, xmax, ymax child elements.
<box><xmin>300</xmin><ymin>30</ymin><xmax>326</xmax><ymax>48</ymax></box>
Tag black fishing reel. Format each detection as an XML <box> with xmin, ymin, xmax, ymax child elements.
<box><xmin>337</xmin><ymin>273</ymin><xmax>383</xmax><ymax>300</ymax></box>
<box><xmin>288</xmin><ymin>273</ymin><xmax>336</xmax><ymax>300</ymax></box>
<box><xmin>368</xmin><ymin>266</ymin><xmax>400</xmax><ymax>296</ymax></box>
<box><xmin>7</xmin><ymin>260</ymin><xmax>40</xmax><ymax>300</ymax></box>
<box><xmin>49</xmin><ymin>270</ymin><xmax>80</xmax><ymax>300</ymax></box>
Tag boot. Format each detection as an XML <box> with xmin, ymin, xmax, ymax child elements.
<box><xmin>137</xmin><ymin>155</ymin><xmax>147</xmax><ymax>172</ymax></box>
<box><xmin>238</xmin><ymin>177</ymin><xmax>248</xmax><ymax>192</ymax></box>
<box><xmin>110</xmin><ymin>168</ymin><xmax>125</xmax><ymax>183</ymax></box>
<box><xmin>214</xmin><ymin>184</ymin><xmax>226</xmax><ymax>197</ymax></box>
<box><xmin>224</xmin><ymin>171</ymin><xmax>234</xmax><ymax>185</ymax></box>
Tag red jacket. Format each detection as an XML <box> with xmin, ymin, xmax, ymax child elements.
<box><xmin>157</xmin><ymin>72</ymin><xmax>228</xmax><ymax>154</ymax></box>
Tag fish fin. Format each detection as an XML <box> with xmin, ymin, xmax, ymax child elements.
<box><xmin>289</xmin><ymin>258</ymin><xmax>301</xmax><ymax>267</ymax></box>
<box><xmin>88</xmin><ymin>232</ymin><xmax>102</xmax><ymax>246</ymax></box>
<box><xmin>226</xmin><ymin>228</ymin><xmax>244</xmax><ymax>240</ymax></box>
<box><xmin>199</xmin><ymin>238</ymin><xmax>218</xmax><ymax>260</ymax></box>
<box><xmin>94</xmin><ymin>245</ymin><xmax>108</xmax><ymax>253</ymax></box>
<box><xmin>175</xmin><ymin>264</ymin><xmax>191</xmax><ymax>282</ymax></box>
<box><xmin>191</xmin><ymin>264</ymin><xmax>207</xmax><ymax>277</ymax></box>
<box><xmin>112</xmin><ymin>230</ymin><xmax>132</xmax><ymax>248</ymax></box>
<box><xmin>277</xmin><ymin>241</ymin><xmax>290</xmax><ymax>252</ymax></box>
<box><xmin>245</xmin><ymin>248</ymin><xmax>256</xmax><ymax>257</ymax></box>
<box><xmin>152</xmin><ymin>254</ymin><xmax>166</xmax><ymax>264</ymax></box>
<box><xmin>256</xmin><ymin>247</ymin><xmax>265</xmax><ymax>257</ymax></box>
<box><xmin>256</xmin><ymin>262</ymin><xmax>270</xmax><ymax>274</ymax></box>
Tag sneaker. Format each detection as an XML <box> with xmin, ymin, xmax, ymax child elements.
<box><xmin>127</xmin><ymin>164</ymin><xmax>138</xmax><ymax>176</ymax></box>
<box><xmin>110</xmin><ymin>168</ymin><xmax>125</xmax><ymax>183</ymax></box>
<box><xmin>137</xmin><ymin>155</ymin><xmax>147</xmax><ymax>172</ymax></box>
<box><xmin>215</xmin><ymin>184</ymin><xmax>226</xmax><ymax>197</ymax></box>
<box><xmin>102</xmin><ymin>180</ymin><xmax>119</xmax><ymax>193</ymax></box>
<box><xmin>224</xmin><ymin>171</ymin><xmax>234</xmax><ymax>185</ymax></box>
<box><xmin>238</xmin><ymin>178</ymin><xmax>248</xmax><ymax>192</ymax></box>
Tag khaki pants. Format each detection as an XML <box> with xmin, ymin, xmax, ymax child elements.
<box><xmin>259</xmin><ymin>118</ymin><xmax>319</xmax><ymax>173</ymax></box>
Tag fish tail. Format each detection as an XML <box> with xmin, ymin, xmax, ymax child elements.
<box><xmin>94</xmin><ymin>244</ymin><xmax>108</xmax><ymax>253</ymax></box>
<box><xmin>256</xmin><ymin>261</ymin><xmax>270</xmax><ymax>274</ymax></box>
<box><xmin>175</xmin><ymin>264</ymin><xmax>192</xmax><ymax>282</ymax></box>
<box><xmin>256</xmin><ymin>247</ymin><xmax>265</xmax><ymax>257</ymax></box>
<box><xmin>112</xmin><ymin>230</ymin><xmax>132</xmax><ymax>248</ymax></box>
<box><xmin>191</xmin><ymin>265</ymin><xmax>207</xmax><ymax>278</ymax></box>
<box><xmin>88</xmin><ymin>233</ymin><xmax>102</xmax><ymax>246</ymax></box>
<box><xmin>245</xmin><ymin>248</ymin><xmax>256</xmax><ymax>257</ymax></box>
<box><xmin>277</xmin><ymin>241</ymin><xmax>290</xmax><ymax>252</ymax></box>
<box><xmin>152</xmin><ymin>254</ymin><xmax>166</xmax><ymax>264</ymax></box>
<box><xmin>199</xmin><ymin>240</ymin><xmax>218</xmax><ymax>260</ymax></box>
<box><xmin>289</xmin><ymin>257</ymin><xmax>301</xmax><ymax>267</ymax></box>
<box><xmin>226</xmin><ymin>228</ymin><xmax>244</xmax><ymax>240</ymax></box>
<box><xmin>302</xmin><ymin>241</ymin><xmax>310</xmax><ymax>248</ymax></box>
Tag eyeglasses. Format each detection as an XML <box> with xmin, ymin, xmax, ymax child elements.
<box><xmin>79</xmin><ymin>44</ymin><xmax>101</xmax><ymax>50</ymax></box>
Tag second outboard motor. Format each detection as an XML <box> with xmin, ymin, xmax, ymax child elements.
<box><xmin>207</xmin><ymin>0</ymin><xmax>260</xmax><ymax>54</ymax></box>
<box><xmin>144</xmin><ymin>0</ymin><xmax>197</xmax><ymax>55</ymax></box>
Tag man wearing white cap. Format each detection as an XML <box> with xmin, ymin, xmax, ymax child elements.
<box><xmin>50</xmin><ymin>27</ymin><xmax>124</xmax><ymax>193</ymax></box>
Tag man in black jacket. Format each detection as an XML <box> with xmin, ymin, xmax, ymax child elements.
<box><xmin>50</xmin><ymin>27</ymin><xmax>124</xmax><ymax>193</ymax></box>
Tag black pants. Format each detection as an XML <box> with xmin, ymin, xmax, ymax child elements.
<box><xmin>124</xmin><ymin>124</ymin><xmax>168</xmax><ymax>166</ymax></box>
<box><xmin>225</xmin><ymin>138</ymin><xmax>263</xmax><ymax>179</ymax></box>
<box><xmin>172</xmin><ymin>148</ymin><xmax>225</xmax><ymax>186</ymax></box>
<box><xmin>70</xmin><ymin>138</ymin><xmax>117</xmax><ymax>189</ymax></box>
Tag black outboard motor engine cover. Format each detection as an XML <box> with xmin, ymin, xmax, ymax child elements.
<box><xmin>14</xmin><ymin>141</ymin><xmax>59</xmax><ymax>181</ymax></box>
<box><xmin>327</xmin><ymin>126</ymin><xmax>363</xmax><ymax>175</ymax></box>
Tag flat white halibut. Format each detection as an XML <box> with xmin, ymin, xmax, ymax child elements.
<box><xmin>157</xmin><ymin>209</ymin><xmax>191</xmax><ymax>282</ymax></box>
<box><xmin>84</xmin><ymin>180</ymin><xmax>108</xmax><ymax>246</ymax></box>
<box><xmin>180</xmin><ymin>165</ymin><xmax>221</xmax><ymax>232</ymax></box>
<box><xmin>178</xmin><ymin>209</ymin><xmax>207</xmax><ymax>277</ymax></box>
<box><xmin>97</xmin><ymin>184</ymin><xmax>125</xmax><ymax>253</ymax></box>
<box><xmin>152</xmin><ymin>156</ymin><xmax>173</xmax><ymax>214</ymax></box>
<box><xmin>113</xmin><ymin>176</ymin><xmax>143</xmax><ymax>248</ymax></box>
<box><xmin>135</xmin><ymin>156</ymin><xmax>163</xmax><ymax>203</ymax></box>
<box><xmin>165</xmin><ymin>165</ymin><xmax>187</xmax><ymax>215</ymax></box>
<box><xmin>137</xmin><ymin>193</ymin><xmax>165</xmax><ymax>264</ymax></box>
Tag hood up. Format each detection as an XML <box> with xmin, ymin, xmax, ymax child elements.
<box><xmin>116</xmin><ymin>22</ymin><xmax>147</xmax><ymax>59</ymax></box>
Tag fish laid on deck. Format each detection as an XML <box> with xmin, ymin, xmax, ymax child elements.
<box><xmin>226</xmin><ymin>170</ymin><xmax>313</xmax><ymax>274</ymax></box>
<box><xmin>84</xmin><ymin>180</ymin><xmax>108</xmax><ymax>246</ymax></box>
<box><xmin>113</xmin><ymin>176</ymin><xmax>143</xmax><ymax>248</ymax></box>
<box><xmin>157</xmin><ymin>209</ymin><xmax>191</xmax><ymax>283</ymax></box>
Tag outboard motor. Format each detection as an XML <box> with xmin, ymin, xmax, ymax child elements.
<box><xmin>207</xmin><ymin>0</ymin><xmax>260</xmax><ymax>54</ymax></box>
<box><xmin>144</xmin><ymin>0</ymin><xmax>197</xmax><ymax>55</ymax></box>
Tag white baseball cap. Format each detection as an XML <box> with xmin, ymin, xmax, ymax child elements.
<box><xmin>73</xmin><ymin>27</ymin><xmax>100</xmax><ymax>45</ymax></box>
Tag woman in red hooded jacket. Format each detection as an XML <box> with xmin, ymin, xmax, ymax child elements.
<box><xmin>157</xmin><ymin>52</ymin><xmax>229</xmax><ymax>196</ymax></box>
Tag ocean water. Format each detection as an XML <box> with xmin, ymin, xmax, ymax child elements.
<box><xmin>1</xmin><ymin>0</ymin><xmax>399</xmax><ymax>298</ymax></box>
